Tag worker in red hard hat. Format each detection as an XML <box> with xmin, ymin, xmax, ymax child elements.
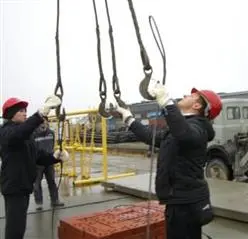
<box><xmin>114</xmin><ymin>80</ymin><xmax>222</xmax><ymax>239</ymax></box>
<box><xmin>0</xmin><ymin>95</ymin><xmax>63</xmax><ymax>239</ymax></box>
<box><xmin>178</xmin><ymin>88</ymin><xmax>222</xmax><ymax>120</ymax></box>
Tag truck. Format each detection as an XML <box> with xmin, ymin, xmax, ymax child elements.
<box><xmin>205</xmin><ymin>98</ymin><xmax>248</xmax><ymax>182</ymax></box>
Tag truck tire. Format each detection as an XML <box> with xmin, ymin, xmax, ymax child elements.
<box><xmin>205</xmin><ymin>158</ymin><xmax>231</xmax><ymax>180</ymax></box>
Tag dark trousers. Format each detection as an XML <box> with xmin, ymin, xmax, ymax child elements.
<box><xmin>165</xmin><ymin>204</ymin><xmax>201</xmax><ymax>239</ymax></box>
<box><xmin>165</xmin><ymin>198</ymin><xmax>214</xmax><ymax>239</ymax></box>
<box><xmin>34</xmin><ymin>165</ymin><xmax>58</xmax><ymax>204</ymax></box>
<box><xmin>4</xmin><ymin>194</ymin><xmax>30</xmax><ymax>239</ymax></box>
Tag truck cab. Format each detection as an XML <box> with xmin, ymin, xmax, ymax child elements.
<box><xmin>205</xmin><ymin>98</ymin><xmax>248</xmax><ymax>180</ymax></box>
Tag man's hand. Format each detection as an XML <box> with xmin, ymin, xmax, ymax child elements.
<box><xmin>38</xmin><ymin>95</ymin><xmax>62</xmax><ymax>117</ymax></box>
<box><xmin>115</xmin><ymin>105</ymin><xmax>135</xmax><ymax>126</ymax></box>
<box><xmin>148</xmin><ymin>79</ymin><xmax>171</xmax><ymax>107</ymax></box>
<box><xmin>53</xmin><ymin>149</ymin><xmax>69</xmax><ymax>162</ymax></box>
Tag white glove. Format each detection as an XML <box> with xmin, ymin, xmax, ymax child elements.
<box><xmin>147</xmin><ymin>79</ymin><xmax>171</xmax><ymax>107</ymax></box>
<box><xmin>53</xmin><ymin>149</ymin><xmax>69</xmax><ymax>162</ymax></box>
<box><xmin>115</xmin><ymin>105</ymin><xmax>135</xmax><ymax>126</ymax></box>
<box><xmin>38</xmin><ymin>95</ymin><xmax>61</xmax><ymax>117</ymax></box>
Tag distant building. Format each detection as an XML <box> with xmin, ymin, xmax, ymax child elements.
<box><xmin>218</xmin><ymin>91</ymin><xmax>248</xmax><ymax>99</ymax></box>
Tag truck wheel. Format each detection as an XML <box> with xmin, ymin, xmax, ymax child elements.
<box><xmin>205</xmin><ymin>158</ymin><xmax>231</xmax><ymax>180</ymax></box>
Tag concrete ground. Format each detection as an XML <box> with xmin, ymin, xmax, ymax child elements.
<box><xmin>0</xmin><ymin>154</ymin><xmax>248</xmax><ymax>239</ymax></box>
<box><xmin>1</xmin><ymin>185</ymin><xmax>248</xmax><ymax>239</ymax></box>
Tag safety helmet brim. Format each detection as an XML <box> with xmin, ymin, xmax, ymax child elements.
<box><xmin>191</xmin><ymin>87</ymin><xmax>208</xmax><ymax>103</ymax></box>
<box><xmin>15</xmin><ymin>101</ymin><xmax>28</xmax><ymax>109</ymax></box>
<box><xmin>191</xmin><ymin>87</ymin><xmax>200</xmax><ymax>95</ymax></box>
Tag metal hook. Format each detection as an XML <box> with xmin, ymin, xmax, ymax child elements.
<box><xmin>98</xmin><ymin>101</ymin><xmax>112</xmax><ymax>118</ymax></box>
<box><xmin>139</xmin><ymin>68</ymin><xmax>156</xmax><ymax>100</ymax></box>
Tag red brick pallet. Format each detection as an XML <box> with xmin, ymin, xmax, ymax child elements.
<box><xmin>58</xmin><ymin>200</ymin><xmax>166</xmax><ymax>239</ymax></box>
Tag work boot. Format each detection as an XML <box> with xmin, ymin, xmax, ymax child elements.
<box><xmin>51</xmin><ymin>200</ymin><xmax>64</xmax><ymax>208</ymax></box>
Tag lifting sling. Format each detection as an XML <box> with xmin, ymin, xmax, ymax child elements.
<box><xmin>127</xmin><ymin>0</ymin><xmax>154</xmax><ymax>100</ymax></box>
<box><xmin>92</xmin><ymin>0</ymin><xmax>111</xmax><ymax>118</ymax></box>
<box><xmin>51</xmin><ymin>0</ymin><xmax>65</xmax><ymax>237</ymax></box>
<box><xmin>54</xmin><ymin>0</ymin><xmax>65</xmax><ymax>191</ymax></box>
<box><xmin>93</xmin><ymin>0</ymin><xmax>167</xmax><ymax>118</ymax></box>
<box><xmin>148</xmin><ymin>15</ymin><xmax>167</xmax><ymax>84</ymax></box>
<box><xmin>105</xmin><ymin>0</ymin><xmax>127</xmax><ymax>110</ymax></box>
<box><xmin>92</xmin><ymin>0</ymin><xmax>128</xmax><ymax>118</ymax></box>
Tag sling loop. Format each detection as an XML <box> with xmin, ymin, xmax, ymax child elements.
<box><xmin>54</xmin><ymin>0</ymin><xmax>66</xmax><ymax>152</ymax></box>
<box><xmin>92</xmin><ymin>0</ymin><xmax>112</xmax><ymax>118</ymax></box>
<box><xmin>51</xmin><ymin>0</ymin><xmax>65</xmax><ymax>237</ymax></box>
<box><xmin>104</xmin><ymin>0</ymin><xmax>127</xmax><ymax>109</ymax></box>
<box><xmin>54</xmin><ymin>0</ymin><xmax>65</xmax><ymax>187</ymax></box>
<box><xmin>148</xmin><ymin>15</ymin><xmax>166</xmax><ymax>85</ymax></box>
<box><xmin>127</xmin><ymin>0</ymin><xmax>155</xmax><ymax>100</ymax></box>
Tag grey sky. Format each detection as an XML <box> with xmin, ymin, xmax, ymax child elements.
<box><xmin>0</xmin><ymin>0</ymin><xmax>248</xmax><ymax>115</ymax></box>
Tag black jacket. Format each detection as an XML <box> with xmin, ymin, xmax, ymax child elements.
<box><xmin>33</xmin><ymin>127</ymin><xmax>55</xmax><ymax>154</ymax></box>
<box><xmin>129</xmin><ymin>104</ymin><xmax>215</xmax><ymax>204</ymax></box>
<box><xmin>0</xmin><ymin>112</ymin><xmax>60</xmax><ymax>195</ymax></box>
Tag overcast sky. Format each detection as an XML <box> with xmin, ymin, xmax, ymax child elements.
<box><xmin>0</xmin><ymin>0</ymin><xmax>248</xmax><ymax>115</ymax></box>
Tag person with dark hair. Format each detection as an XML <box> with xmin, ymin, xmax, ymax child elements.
<box><xmin>0</xmin><ymin>95</ymin><xmax>63</xmax><ymax>239</ymax></box>
<box><xmin>115</xmin><ymin>81</ymin><xmax>222</xmax><ymax>239</ymax></box>
<box><xmin>33</xmin><ymin>116</ymin><xmax>65</xmax><ymax>210</ymax></box>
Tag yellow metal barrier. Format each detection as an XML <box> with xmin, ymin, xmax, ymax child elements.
<box><xmin>49</xmin><ymin>109</ymin><xmax>135</xmax><ymax>187</ymax></box>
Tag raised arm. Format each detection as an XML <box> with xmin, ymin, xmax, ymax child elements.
<box><xmin>115</xmin><ymin>106</ymin><xmax>169</xmax><ymax>148</ymax></box>
<box><xmin>163</xmin><ymin>104</ymin><xmax>208</xmax><ymax>145</ymax></box>
<box><xmin>0</xmin><ymin>95</ymin><xmax>62</xmax><ymax>146</ymax></box>
<box><xmin>0</xmin><ymin>113</ymin><xmax>44</xmax><ymax>145</ymax></box>
<box><xmin>129</xmin><ymin>120</ymin><xmax>169</xmax><ymax>147</ymax></box>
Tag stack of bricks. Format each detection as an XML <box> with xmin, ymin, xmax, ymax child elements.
<box><xmin>58</xmin><ymin>200</ymin><xmax>166</xmax><ymax>239</ymax></box>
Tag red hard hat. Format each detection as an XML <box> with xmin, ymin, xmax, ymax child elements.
<box><xmin>2</xmin><ymin>97</ymin><xmax>28</xmax><ymax>118</ymax></box>
<box><xmin>191</xmin><ymin>88</ymin><xmax>222</xmax><ymax>120</ymax></box>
